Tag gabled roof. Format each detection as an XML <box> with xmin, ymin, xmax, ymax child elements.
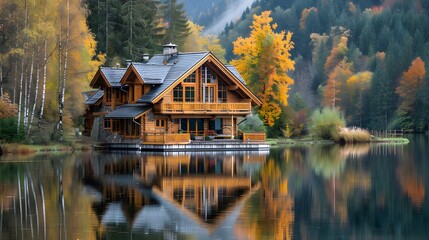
<box><xmin>137</xmin><ymin>52</ymin><xmax>210</xmax><ymax>103</ymax></box>
<box><xmin>90</xmin><ymin>67</ymin><xmax>127</xmax><ymax>88</ymax></box>
<box><xmin>132</xmin><ymin>63</ymin><xmax>171</xmax><ymax>84</ymax></box>
<box><xmin>226</xmin><ymin>65</ymin><xmax>247</xmax><ymax>85</ymax></box>
<box><xmin>105</xmin><ymin>104</ymin><xmax>151</xmax><ymax>119</ymax></box>
<box><xmin>84</xmin><ymin>89</ymin><xmax>104</xmax><ymax>105</ymax></box>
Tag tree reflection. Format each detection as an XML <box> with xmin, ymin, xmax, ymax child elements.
<box><xmin>396</xmin><ymin>156</ymin><xmax>425</xmax><ymax>208</ymax></box>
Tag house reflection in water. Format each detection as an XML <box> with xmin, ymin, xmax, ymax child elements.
<box><xmin>80</xmin><ymin>151</ymin><xmax>268</xmax><ymax>238</ymax></box>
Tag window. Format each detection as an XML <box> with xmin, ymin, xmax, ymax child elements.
<box><xmin>112</xmin><ymin>120</ymin><xmax>120</xmax><ymax>132</ymax></box>
<box><xmin>105</xmin><ymin>88</ymin><xmax>112</xmax><ymax>102</ymax></box>
<box><xmin>218</xmin><ymin>81</ymin><xmax>227</xmax><ymax>103</ymax></box>
<box><xmin>156</xmin><ymin>119</ymin><xmax>165</xmax><ymax>128</ymax></box>
<box><xmin>104</xmin><ymin>118</ymin><xmax>111</xmax><ymax>129</ymax></box>
<box><xmin>202</xmin><ymin>66</ymin><xmax>216</xmax><ymax>83</ymax></box>
<box><xmin>173</xmin><ymin>85</ymin><xmax>183</xmax><ymax>102</ymax></box>
<box><xmin>185</xmin><ymin>86</ymin><xmax>195</xmax><ymax>102</ymax></box>
<box><xmin>184</xmin><ymin>72</ymin><xmax>196</xmax><ymax>83</ymax></box>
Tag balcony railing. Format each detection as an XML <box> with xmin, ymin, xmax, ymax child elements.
<box><xmin>157</xmin><ymin>102</ymin><xmax>252</xmax><ymax>114</ymax></box>
<box><xmin>243</xmin><ymin>132</ymin><xmax>266</xmax><ymax>142</ymax></box>
<box><xmin>143</xmin><ymin>133</ymin><xmax>191</xmax><ymax>144</ymax></box>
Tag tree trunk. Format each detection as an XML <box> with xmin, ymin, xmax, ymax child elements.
<box><xmin>59</xmin><ymin>0</ymin><xmax>70</xmax><ymax>142</ymax></box>
<box><xmin>105</xmin><ymin>0</ymin><xmax>109</xmax><ymax>55</ymax></box>
<box><xmin>24</xmin><ymin>50</ymin><xmax>35</xmax><ymax>131</ymax></box>
<box><xmin>28</xmin><ymin>46</ymin><xmax>41</xmax><ymax>136</ymax></box>
<box><xmin>17</xmin><ymin>61</ymin><xmax>24</xmax><ymax>133</ymax></box>
<box><xmin>38</xmin><ymin>39</ymin><xmax>48</xmax><ymax>128</ymax></box>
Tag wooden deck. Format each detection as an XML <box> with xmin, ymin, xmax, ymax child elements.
<box><xmin>143</xmin><ymin>133</ymin><xmax>191</xmax><ymax>144</ymax></box>
<box><xmin>156</xmin><ymin>102</ymin><xmax>252</xmax><ymax>114</ymax></box>
<box><xmin>243</xmin><ymin>132</ymin><xmax>266</xmax><ymax>142</ymax></box>
<box><xmin>94</xmin><ymin>140</ymin><xmax>270</xmax><ymax>152</ymax></box>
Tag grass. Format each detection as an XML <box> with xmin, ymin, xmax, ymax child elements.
<box><xmin>338</xmin><ymin>127</ymin><xmax>371</xmax><ymax>144</ymax></box>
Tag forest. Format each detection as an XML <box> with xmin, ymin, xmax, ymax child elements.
<box><xmin>220</xmin><ymin>0</ymin><xmax>429</xmax><ymax>136</ymax></box>
<box><xmin>1</xmin><ymin>0</ymin><xmax>429</xmax><ymax>143</ymax></box>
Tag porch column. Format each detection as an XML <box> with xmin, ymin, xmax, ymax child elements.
<box><xmin>231</xmin><ymin>115</ymin><xmax>234</xmax><ymax>139</ymax></box>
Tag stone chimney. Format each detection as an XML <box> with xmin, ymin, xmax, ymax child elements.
<box><xmin>163</xmin><ymin>43</ymin><xmax>178</xmax><ymax>64</ymax></box>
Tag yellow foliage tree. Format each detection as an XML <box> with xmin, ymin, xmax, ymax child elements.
<box><xmin>231</xmin><ymin>11</ymin><xmax>295</xmax><ymax>126</ymax></box>
<box><xmin>182</xmin><ymin>21</ymin><xmax>226</xmax><ymax>63</ymax></box>
<box><xmin>395</xmin><ymin>57</ymin><xmax>426</xmax><ymax>112</ymax></box>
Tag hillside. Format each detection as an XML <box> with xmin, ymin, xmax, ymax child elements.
<box><xmin>220</xmin><ymin>0</ymin><xmax>429</xmax><ymax>132</ymax></box>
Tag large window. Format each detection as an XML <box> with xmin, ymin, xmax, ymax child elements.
<box><xmin>185</xmin><ymin>86</ymin><xmax>195</xmax><ymax>102</ymax></box>
<box><xmin>184</xmin><ymin>72</ymin><xmax>196</xmax><ymax>83</ymax></box>
<box><xmin>202</xmin><ymin>66</ymin><xmax>216</xmax><ymax>83</ymax></box>
<box><xmin>173</xmin><ymin>85</ymin><xmax>183</xmax><ymax>102</ymax></box>
<box><xmin>218</xmin><ymin>81</ymin><xmax>227</xmax><ymax>103</ymax></box>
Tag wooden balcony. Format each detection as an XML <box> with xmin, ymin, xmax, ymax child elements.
<box><xmin>143</xmin><ymin>133</ymin><xmax>191</xmax><ymax>144</ymax></box>
<box><xmin>243</xmin><ymin>132</ymin><xmax>266</xmax><ymax>142</ymax></box>
<box><xmin>156</xmin><ymin>102</ymin><xmax>252</xmax><ymax>114</ymax></box>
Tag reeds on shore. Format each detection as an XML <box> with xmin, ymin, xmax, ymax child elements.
<box><xmin>338</xmin><ymin>127</ymin><xmax>371</xmax><ymax>143</ymax></box>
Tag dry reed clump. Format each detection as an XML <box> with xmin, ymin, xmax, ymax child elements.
<box><xmin>1</xmin><ymin>144</ymin><xmax>37</xmax><ymax>155</ymax></box>
<box><xmin>338</xmin><ymin>127</ymin><xmax>371</xmax><ymax>143</ymax></box>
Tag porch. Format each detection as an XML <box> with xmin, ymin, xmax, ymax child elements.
<box><xmin>155</xmin><ymin>102</ymin><xmax>252</xmax><ymax>114</ymax></box>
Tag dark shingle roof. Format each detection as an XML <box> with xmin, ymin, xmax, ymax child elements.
<box><xmin>82</xmin><ymin>90</ymin><xmax>97</xmax><ymax>101</ymax></box>
<box><xmin>85</xmin><ymin>89</ymin><xmax>104</xmax><ymax>105</ymax></box>
<box><xmin>100</xmin><ymin>67</ymin><xmax>127</xmax><ymax>87</ymax></box>
<box><xmin>132</xmin><ymin>63</ymin><xmax>171</xmax><ymax>84</ymax></box>
<box><xmin>225</xmin><ymin>65</ymin><xmax>247</xmax><ymax>85</ymax></box>
<box><xmin>137</xmin><ymin>52</ymin><xmax>210</xmax><ymax>103</ymax></box>
<box><xmin>105</xmin><ymin>104</ymin><xmax>151</xmax><ymax>119</ymax></box>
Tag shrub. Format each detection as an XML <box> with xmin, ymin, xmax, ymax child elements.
<box><xmin>309</xmin><ymin>107</ymin><xmax>345</xmax><ymax>141</ymax></box>
<box><xmin>0</xmin><ymin>117</ymin><xmax>25</xmax><ymax>142</ymax></box>
<box><xmin>238</xmin><ymin>112</ymin><xmax>267</xmax><ymax>133</ymax></box>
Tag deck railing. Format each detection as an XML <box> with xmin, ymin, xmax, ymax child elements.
<box><xmin>158</xmin><ymin>102</ymin><xmax>252</xmax><ymax>114</ymax></box>
<box><xmin>144</xmin><ymin>133</ymin><xmax>191</xmax><ymax>144</ymax></box>
<box><xmin>243</xmin><ymin>132</ymin><xmax>266</xmax><ymax>142</ymax></box>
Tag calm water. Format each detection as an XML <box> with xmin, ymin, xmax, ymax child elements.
<box><xmin>1</xmin><ymin>135</ymin><xmax>428</xmax><ymax>239</ymax></box>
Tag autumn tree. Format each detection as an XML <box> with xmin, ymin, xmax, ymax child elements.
<box><xmin>395</xmin><ymin>57</ymin><xmax>426</xmax><ymax>130</ymax></box>
<box><xmin>231</xmin><ymin>11</ymin><xmax>295</xmax><ymax>127</ymax></box>
<box><xmin>182</xmin><ymin>21</ymin><xmax>226</xmax><ymax>63</ymax></box>
<box><xmin>323</xmin><ymin>59</ymin><xmax>353</xmax><ymax>109</ymax></box>
<box><xmin>346</xmin><ymin>71</ymin><xmax>373</xmax><ymax>125</ymax></box>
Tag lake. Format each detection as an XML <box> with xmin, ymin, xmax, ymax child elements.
<box><xmin>1</xmin><ymin>134</ymin><xmax>428</xmax><ymax>239</ymax></box>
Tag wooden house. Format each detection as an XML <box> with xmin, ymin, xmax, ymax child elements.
<box><xmin>84</xmin><ymin>44</ymin><xmax>264</xmax><ymax>144</ymax></box>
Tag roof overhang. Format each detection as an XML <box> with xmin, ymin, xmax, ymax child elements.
<box><xmin>105</xmin><ymin>104</ymin><xmax>151</xmax><ymax>119</ymax></box>
<box><xmin>120</xmin><ymin>64</ymin><xmax>145</xmax><ymax>85</ymax></box>
<box><xmin>90</xmin><ymin>68</ymin><xmax>111</xmax><ymax>88</ymax></box>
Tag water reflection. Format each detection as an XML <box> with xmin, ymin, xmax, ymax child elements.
<box><xmin>81</xmin><ymin>151</ymin><xmax>267</xmax><ymax>239</ymax></box>
<box><xmin>1</xmin><ymin>136</ymin><xmax>429</xmax><ymax>239</ymax></box>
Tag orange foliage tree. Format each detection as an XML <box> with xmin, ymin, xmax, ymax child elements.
<box><xmin>231</xmin><ymin>11</ymin><xmax>295</xmax><ymax>126</ymax></box>
<box><xmin>0</xmin><ymin>93</ymin><xmax>17</xmax><ymax>119</ymax></box>
<box><xmin>323</xmin><ymin>59</ymin><xmax>353</xmax><ymax>108</ymax></box>
<box><xmin>395</xmin><ymin>57</ymin><xmax>426</xmax><ymax>113</ymax></box>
